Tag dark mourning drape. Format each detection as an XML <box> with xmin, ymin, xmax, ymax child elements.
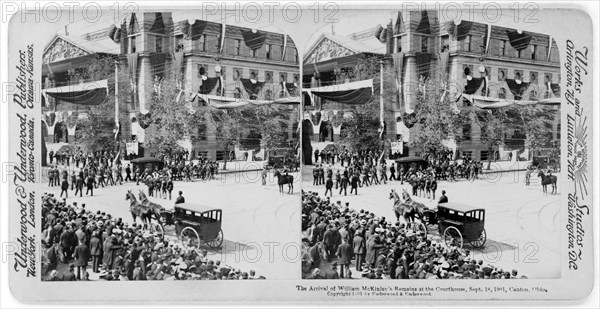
<box><xmin>199</xmin><ymin>77</ymin><xmax>220</xmax><ymax>94</ymax></box>
<box><xmin>456</xmin><ymin>21</ymin><xmax>473</xmax><ymax>41</ymax></box>
<box><xmin>311</xmin><ymin>87</ymin><xmax>373</xmax><ymax>105</ymax></box>
<box><xmin>149</xmin><ymin>13</ymin><xmax>165</xmax><ymax>34</ymax></box>
<box><xmin>150</xmin><ymin>53</ymin><xmax>167</xmax><ymax>77</ymax></box>
<box><xmin>285</xmin><ymin>82</ymin><xmax>298</xmax><ymax>96</ymax></box>
<box><xmin>241</xmin><ymin>30</ymin><xmax>267</xmax><ymax>50</ymax></box>
<box><xmin>128</xmin><ymin>13</ymin><xmax>139</xmax><ymax>35</ymax></box>
<box><xmin>415</xmin><ymin>11</ymin><xmax>431</xmax><ymax>34</ymax></box>
<box><xmin>46</xmin><ymin>88</ymin><xmax>107</xmax><ymax>105</ymax></box>
<box><xmin>386</xmin><ymin>21</ymin><xmax>394</xmax><ymax>54</ymax></box>
<box><xmin>505</xmin><ymin>79</ymin><xmax>530</xmax><ymax>100</ymax></box>
<box><xmin>464</xmin><ymin>77</ymin><xmax>485</xmax><ymax>95</ymax></box>
<box><xmin>241</xmin><ymin>78</ymin><xmax>265</xmax><ymax>99</ymax></box>
<box><xmin>395</xmin><ymin>12</ymin><xmax>406</xmax><ymax>34</ymax></box>
<box><xmin>506</xmin><ymin>30</ymin><xmax>532</xmax><ymax>51</ymax></box>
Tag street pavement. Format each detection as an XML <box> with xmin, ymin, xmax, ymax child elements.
<box><xmin>301</xmin><ymin>163</ymin><xmax>561</xmax><ymax>279</ymax></box>
<box><xmin>45</xmin><ymin>167</ymin><xmax>301</xmax><ymax>280</ymax></box>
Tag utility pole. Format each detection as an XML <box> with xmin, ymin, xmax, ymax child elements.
<box><xmin>379</xmin><ymin>58</ymin><xmax>386</xmax><ymax>163</ymax></box>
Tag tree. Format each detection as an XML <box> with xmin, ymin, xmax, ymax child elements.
<box><xmin>334</xmin><ymin>56</ymin><xmax>397</xmax><ymax>154</ymax></box>
<box><xmin>504</xmin><ymin>104</ymin><xmax>555</xmax><ymax>159</ymax></box>
<box><xmin>205</xmin><ymin>108</ymin><xmax>246</xmax><ymax>170</ymax></box>
<box><xmin>247</xmin><ymin>105</ymin><xmax>292</xmax><ymax>160</ymax></box>
<box><xmin>143</xmin><ymin>74</ymin><xmax>204</xmax><ymax>159</ymax></box>
<box><xmin>75</xmin><ymin>105</ymin><xmax>118</xmax><ymax>152</ymax></box>
<box><xmin>408</xmin><ymin>77</ymin><xmax>469</xmax><ymax>157</ymax></box>
<box><xmin>473</xmin><ymin>109</ymin><xmax>508</xmax><ymax>169</ymax></box>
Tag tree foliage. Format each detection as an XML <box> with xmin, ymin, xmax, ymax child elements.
<box><xmin>408</xmin><ymin>78</ymin><xmax>469</xmax><ymax>155</ymax></box>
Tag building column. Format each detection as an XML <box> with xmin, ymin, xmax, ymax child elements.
<box><xmin>138</xmin><ymin>56</ymin><xmax>152</xmax><ymax>113</ymax></box>
<box><xmin>403</xmin><ymin>56</ymin><xmax>418</xmax><ymax>113</ymax></box>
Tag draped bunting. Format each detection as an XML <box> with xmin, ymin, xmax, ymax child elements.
<box><xmin>438</xmin><ymin>51</ymin><xmax>449</xmax><ymax>76</ymax></box>
<box><xmin>149</xmin><ymin>53</ymin><xmax>167</xmax><ymax>76</ymax></box>
<box><xmin>128</xmin><ymin>13</ymin><xmax>139</xmax><ymax>35</ymax></box>
<box><xmin>126</xmin><ymin>53</ymin><xmax>138</xmax><ymax>81</ymax></box>
<box><xmin>402</xmin><ymin>112</ymin><xmax>417</xmax><ymax>129</ymax></box>
<box><xmin>199</xmin><ymin>77</ymin><xmax>220</xmax><ymax>94</ymax></box>
<box><xmin>149</xmin><ymin>13</ymin><xmax>165</xmax><ymax>34</ymax></box>
<box><xmin>240</xmin><ymin>78</ymin><xmax>265</xmax><ymax>98</ymax></box>
<box><xmin>308</xmin><ymin>79</ymin><xmax>373</xmax><ymax>104</ymax></box>
<box><xmin>386</xmin><ymin>21</ymin><xmax>394</xmax><ymax>54</ymax></box>
<box><xmin>506</xmin><ymin>30</ymin><xmax>532</xmax><ymax>51</ymax></box>
<box><xmin>46</xmin><ymin>88</ymin><xmax>107</xmax><ymax>106</ymax></box>
<box><xmin>447</xmin><ymin>20</ymin><xmax>473</xmax><ymax>41</ymax></box>
<box><xmin>395</xmin><ymin>12</ymin><xmax>406</xmax><ymax>34</ymax></box>
<box><xmin>285</xmin><ymin>82</ymin><xmax>298</xmax><ymax>96</ymax></box>
<box><xmin>415</xmin><ymin>11</ymin><xmax>431</xmax><ymax>34</ymax></box>
<box><xmin>393</xmin><ymin>52</ymin><xmax>404</xmax><ymax>110</ymax></box>
<box><xmin>107</xmin><ymin>25</ymin><xmax>122</xmax><ymax>43</ymax></box>
<box><xmin>464</xmin><ymin>77</ymin><xmax>484</xmax><ymax>95</ymax></box>
<box><xmin>172</xmin><ymin>50</ymin><xmax>184</xmax><ymax>69</ymax></box>
<box><xmin>241</xmin><ymin>30</ymin><xmax>267</xmax><ymax>50</ymax></box>
<box><xmin>178</xmin><ymin>20</ymin><xmax>191</xmax><ymax>39</ymax></box>
<box><xmin>373</xmin><ymin>25</ymin><xmax>384</xmax><ymax>42</ymax></box>
<box><xmin>505</xmin><ymin>79</ymin><xmax>530</xmax><ymax>100</ymax></box>
<box><xmin>196</xmin><ymin>94</ymin><xmax>299</xmax><ymax>109</ymax></box>
<box><xmin>415</xmin><ymin>53</ymin><xmax>432</xmax><ymax>76</ymax></box>
<box><xmin>465</xmin><ymin>95</ymin><xmax>560</xmax><ymax>109</ymax></box>
<box><xmin>189</xmin><ymin>20</ymin><xmax>208</xmax><ymax>41</ymax></box>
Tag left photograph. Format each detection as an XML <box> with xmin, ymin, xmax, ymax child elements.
<box><xmin>39</xmin><ymin>10</ymin><xmax>301</xmax><ymax>281</ymax></box>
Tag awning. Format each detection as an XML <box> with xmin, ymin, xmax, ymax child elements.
<box><xmin>464</xmin><ymin>95</ymin><xmax>560</xmax><ymax>109</ymax></box>
<box><xmin>304</xmin><ymin>79</ymin><xmax>373</xmax><ymax>105</ymax></box>
<box><xmin>43</xmin><ymin>79</ymin><xmax>108</xmax><ymax>106</ymax></box>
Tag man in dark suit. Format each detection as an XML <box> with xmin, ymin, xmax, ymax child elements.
<box><xmin>89</xmin><ymin>231</ymin><xmax>102</xmax><ymax>273</ymax></box>
<box><xmin>175</xmin><ymin>191</ymin><xmax>185</xmax><ymax>204</ymax></box>
<box><xmin>73</xmin><ymin>239</ymin><xmax>91</xmax><ymax>280</ymax></box>
<box><xmin>339</xmin><ymin>173</ymin><xmax>348</xmax><ymax>196</ymax></box>
<box><xmin>350</xmin><ymin>174</ymin><xmax>359</xmax><ymax>195</ymax></box>
<box><xmin>336</xmin><ymin>239</ymin><xmax>353</xmax><ymax>278</ymax></box>
<box><xmin>60</xmin><ymin>177</ymin><xmax>69</xmax><ymax>198</ymax></box>
<box><xmin>352</xmin><ymin>230</ymin><xmax>365</xmax><ymax>271</ymax></box>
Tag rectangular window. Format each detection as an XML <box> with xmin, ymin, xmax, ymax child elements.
<box><xmin>200</xmin><ymin>34</ymin><xmax>206</xmax><ymax>51</ymax></box>
<box><xmin>234</xmin><ymin>39</ymin><xmax>241</xmax><ymax>56</ymax></box>
<box><xmin>175</xmin><ymin>34</ymin><xmax>184</xmax><ymax>52</ymax></box>
<box><xmin>421</xmin><ymin>36</ymin><xmax>428</xmax><ymax>53</ymax></box>
<box><xmin>396</xmin><ymin>36</ymin><xmax>402</xmax><ymax>52</ymax></box>
<box><xmin>216</xmin><ymin>151</ymin><xmax>225</xmax><ymax>161</ymax></box>
<box><xmin>480</xmin><ymin>150</ymin><xmax>489</xmax><ymax>161</ymax></box>
<box><xmin>130</xmin><ymin>36</ymin><xmax>137</xmax><ymax>53</ymax></box>
<box><xmin>465</xmin><ymin>35</ymin><xmax>472</xmax><ymax>52</ymax></box>
<box><xmin>517</xmin><ymin>49</ymin><xmax>522</xmax><ymax>58</ymax></box>
<box><xmin>531</xmin><ymin>44</ymin><xmax>537</xmax><ymax>60</ymax></box>
<box><xmin>265</xmin><ymin>71</ymin><xmax>273</xmax><ymax>83</ymax></box>
<box><xmin>155</xmin><ymin>36</ymin><xmax>162</xmax><ymax>53</ymax></box>
<box><xmin>462</xmin><ymin>123</ymin><xmax>472</xmax><ymax>140</ymax></box>
<box><xmin>530</xmin><ymin>71</ymin><xmax>538</xmax><ymax>83</ymax></box>
<box><xmin>440</xmin><ymin>35</ymin><xmax>449</xmax><ymax>52</ymax></box>
<box><xmin>266</xmin><ymin>44</ymin><xmax>271</xmax><ymax>59</ymax></box>
<box><xmin>462</xmin><ymin>151</ymin><xmax>473</xmax><ymax>160</ymax></box>
<box><xmin>294</xmin><ymin>48</ymin><xmax>298</xmax><ymax>63</ymax></box>
<box><xmin>462</xmin><ymin>64</ymin><xmax>473</xmax><ymax>78</ymax></box>
<box><xmin>500</xmin><ymin>40</ymin><xmax>506</xmax><ymax>56</ymax></box>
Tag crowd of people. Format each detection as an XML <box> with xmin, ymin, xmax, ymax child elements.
<box><xmin>301</xmin><ymin>191</ymin><xmax>525</xmax><ymax>280</ymax></box>
<box><xmin>41</xmin><ymin>193</ymin><xmax>265</xmax><ymax>281</ymax></box>
<box><xmin>311</xmin><ymin>147</ymin><xmax>486</xmax><ymax>200</ymax></box>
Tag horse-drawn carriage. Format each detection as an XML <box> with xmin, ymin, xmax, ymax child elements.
<box><xmin>159</xmin><ymin>203</ymin><xmax>224</xmax><ymax>249</ymax></box>
<box><xmin>125</xmin><ymin>190</ymin><xmax>223</xmax><ymax>249</ymax></box>
<box><xmin>389</xmin><ymin>190</ymin><xmax>487</xmax><ymax>249</ymax></box>
<box><xmin>437</xmin><ymin>203</ymin><xmax>486</xmax><ymax>249</ymax></box>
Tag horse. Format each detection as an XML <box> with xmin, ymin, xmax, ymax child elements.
<box><xmin>537</xmin><ymin>169</ymin><xmax>557</xmax><ymax>194</ymax></box>
<box><xmin>389</xmin><ymin>189</ymin><xmax>427</xmax><ymax>223</ymax></box>
<box><xmin>274</xmin><ymin>170</ymin><xmax>294</xmax><ymax>194</ymax></box>
<box><xmin>125</xmin><ymin>190</ymin><xmax>160</xmax><ymax>228</ymax></box>
<box><xmin>138</xmin><ymin>190</ymin><xmax>165</xmax><ymax>221</ymax></box>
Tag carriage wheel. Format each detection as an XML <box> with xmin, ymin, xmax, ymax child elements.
<box><xmin>150</xmin><ymin>222</ymin><xmax>164</xmax><ymax>239</ymax></box>
<box><xmin>181</xmin><ymin>227</ymin><xmax>200</xmax><ymax>249</ymax></box>
<box><xmin>206</xmin><ymin>228</ymin><xmax>224</xmax><ymax>249</ymax></box>
<box><xmin>443</xmin><ymin>226</ymin><xmax>463</xmax><ymax>248</ymax></box>
<box><xmin>469</xmin><ymin>228</ymin><xmax>487</xmax><ymax>248</ymax></box>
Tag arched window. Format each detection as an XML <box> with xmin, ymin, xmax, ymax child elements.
<box><xmin>529</xmin><ymin>90</ymin><xmax>538</xmax><ymax>101</ymax></box>
<box><xmin>234</xmin><ymin>87</ymin><xmax>242</xmax><ymax>99</ymax></box>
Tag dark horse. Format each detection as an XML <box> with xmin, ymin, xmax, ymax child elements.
<box><xmin>537</xmin><ymin>169</ymin><xmax>557</xmax><ymax>194</ymax></box>
<box><xmin>125</xmin><ymin>190</ymin><xmax>162</xmax><ymax>227</ymax></box>
<box><xmin>274</xmin><ymin>170</ymin><xmax>294</xmax><ymax>194</ymax></box>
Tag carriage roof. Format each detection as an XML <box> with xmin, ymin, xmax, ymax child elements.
<box><xmin>437</xmin><ymin>202</ymin><xmax>484</xmax><ymax>214</ymax></box>
<box><xmin>174</xmin><ymin>203</ymin><xmax>221</xmax><ymax>215</ymax></box>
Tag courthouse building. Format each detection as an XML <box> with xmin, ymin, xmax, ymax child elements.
<box><xmin>303</xmin><ymin>10</ymin><xmax>561</xmax><ymax>161</ymax></box>
<box><xmin>42</xmin><ymin>11</ymin><xmax>300</xmax><ymax>160</ymax></box>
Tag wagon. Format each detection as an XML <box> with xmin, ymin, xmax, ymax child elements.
<box><xmin>159</xmin><ymin>203</ymin><xmax>224</xmax><ymax>249</ymax></box>
<box><xmin>437</xmin><ymin>203</ymin><xmax>486</xmax><ymax>249</ymax></box>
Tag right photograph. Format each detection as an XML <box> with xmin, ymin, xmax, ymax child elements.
<box><xmin>300</xmin><ymin>9</ymin><xmax>561</xmax><ymax>280</ymax></box>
